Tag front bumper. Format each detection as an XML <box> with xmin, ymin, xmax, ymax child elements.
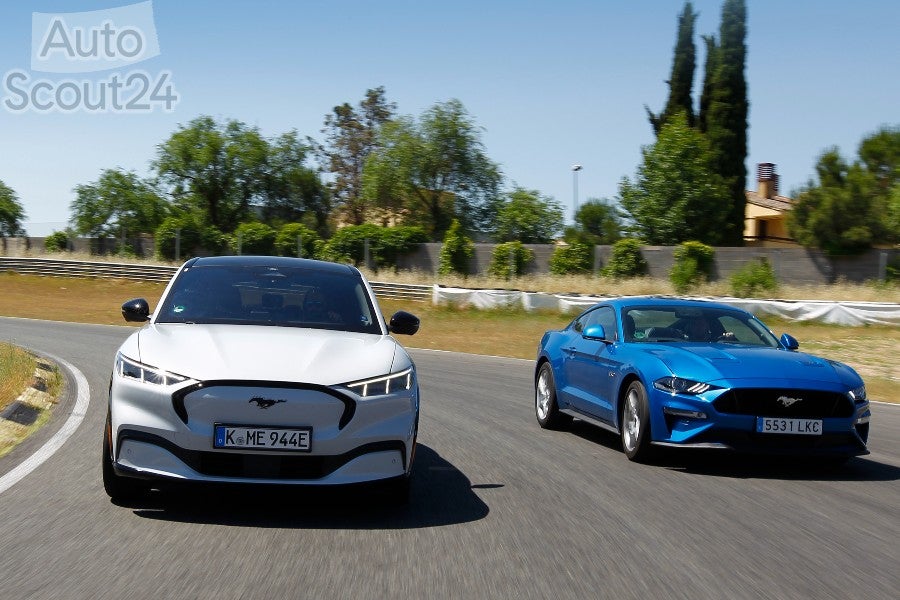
<box><xmin>648</xmin><ymin>387</ymin><xmax>870</xmax><ymax>457</ymax></box>
<box><xmin>110</xmin><ymin>375</ymin><xmax>418</xmax><ymax>485</ymax></box>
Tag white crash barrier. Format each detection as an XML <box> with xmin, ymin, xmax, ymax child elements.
<box><xmin>432</xmin><ymin>285</ymin><xmax>900</xmax><ymax>326</ymax></box>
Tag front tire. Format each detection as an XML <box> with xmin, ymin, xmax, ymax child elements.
<box><xmin>102</xmin><ymin>411</ymin><xmax>148</xmax><ymax>502</ymax></box>
<box><xmin>621</xmin><ymin>381</ymin><xmax>653</xmax><ymax>462</ymax></box>
<box><xmin>535</xmin><ymin>363</ymin><xmax>570</xmax><ymax>429</ymax></box>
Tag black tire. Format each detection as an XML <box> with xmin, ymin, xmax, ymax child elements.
<box><xmin>620</xmin><ymin>380</ymin><xmax>654</xmax><ymax>462</ymax></box>
<box><xmin>535</xmin><ymin>363</ymin><xmax>571</xmax><ymax>429</ymax></box>
<box><xmin>102</xmin><ymin>412</ymin><xmax>147</xmax><ymax>502</ymax></box>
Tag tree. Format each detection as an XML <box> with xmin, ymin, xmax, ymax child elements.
<box><xmin>697</xmin><ymin>35</ymin><xmax>718</xmax><ymax>133</ymax></box>
<box><xmin>0</xmin><ymin>180</ymin><xmax>26</xmax><ymax>237</ymax></box>
<box><xmin>619</xmin><ymin>114</ymin><xmax>730</xmax><ymax>245</ymax></box>
<box><xmin>154</xmin><ymin>116</ymin><xmax>269</xmax><ymax>232</ymax></box>
<box><xmin>263</xmin><ymin>131</ymin><xmax>330</xmax><ymax>234</ymax></box>
<box><xmin>647</xmin><ymin>2</ymin><xmax>698</xmax><ymax>134</ymax></box>
<box><xmin>362</xmin><ymin>99</ymin><xmax>502</xmax><ymax>240</ymax></box>
<box><xmin>568</xmin><ymin>199</ymin><xmax>621</xmax><ymax>245</ymax></box>
<box><xmin>494</xmin><ymin>187</ymin><xmax>563</xmax><ymax>243</ymax></box>
<box><xmin>788</xmin><ymin>127</ymin><xmax>900</xmax><ymax>254</ymax></box>
<box><xmin>703</xmin><ymin>0</ymin><xmax>748</xmax><ymax>245</ymax></box>
<box><xmin>315</xmin><ymin>87</ymin><xmax>395</xmax><ymax>225</ymax></box>
<box><xmin>70</xmin><ymin>169</ymin><xmax>168</xmax><ymax>237</ymax></box>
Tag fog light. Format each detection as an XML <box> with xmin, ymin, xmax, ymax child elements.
<box><xmin>663</xmin><ymin>406</ymin><xmax>707</xmax><ymax>419</ymax></box>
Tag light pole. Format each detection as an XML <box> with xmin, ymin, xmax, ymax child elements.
<box><xmin>572</xmin><ymin>164</ymin><xmax>583</xmax><ymax>223</ymax></box>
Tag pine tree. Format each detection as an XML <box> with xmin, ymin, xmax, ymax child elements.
<box><xmin>646</xmin><ymin>2</ymin><xmax>698</xmax><ymax>134</ymax></box>
<box><xmin>704</xmin><ymin>0</ymin><xmax>748</xmax><ymax>245</ymax></box>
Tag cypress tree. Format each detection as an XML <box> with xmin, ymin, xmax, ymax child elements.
<box><xmin>705</xmin><ymin>0</ymin><xmax>748</xmax><ymax>245</ymax></box>
<box><xmin>697</xmin><ymin>34</ymin><xmax>718</xmax><ymax>133</ymax></box>
<box><xmin>646</xmin><ymin>2</ymin><xmax>698</xmax><ymax>134</ymax></box>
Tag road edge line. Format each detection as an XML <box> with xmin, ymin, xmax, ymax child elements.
<box><xmin>0</xmin><ymin>353</ymin><xmax>90</xmax><ymax>495</ymax></box>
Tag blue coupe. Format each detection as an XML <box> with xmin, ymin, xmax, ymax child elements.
<box><xmin>534</xmin><ymin>297</ymin><xmax>871</xmax><ymax>462</ymax></box>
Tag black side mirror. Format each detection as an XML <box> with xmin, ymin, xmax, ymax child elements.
<box><xmin>122</xmin><ymin>298</ymin><xmax>150</xmax><ymax>322</ymax></box>
<box><xmin>388</xmin><ymin>311</ymin><xmax>420</xmax><ymax>335</ymax></box>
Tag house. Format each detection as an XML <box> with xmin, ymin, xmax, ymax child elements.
<box><xmin>743</xmin><ymin>163</ymin><xmax>799</xmax><ymax>247</ymax></box>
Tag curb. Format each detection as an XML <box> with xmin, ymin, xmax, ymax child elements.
<box><xmin>0</xmin><ymin>358</ymin><xmax>58</xmax><ymax>444</ymax></box>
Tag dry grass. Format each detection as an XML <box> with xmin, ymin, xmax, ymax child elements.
<box><xmin>0</xmin><ymin>272</ymin><xmax>896</xmax><ymax>403</ymax></box>
<box><xmin>362</xmin><ymin>269</ymin><xmax>900</xmax><ymax>303</ymax></box>
<box><xmin>0</xmin><ymin>343</ymin><xmax>36</xmax><ymax>412</ymax></box>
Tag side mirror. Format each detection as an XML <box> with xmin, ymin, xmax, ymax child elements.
<box><xmin>582</xmin><ymin>324</ymin><xmax>608</xmax><ymax>342</ymax></box>
<box><xmin>388</xmin><ymin>310</ymin><xmax>420</xmax><ymax>335</ymax></box>
<box><xmin>780</xmin><ymin>333</ymin><xmax>799</xmax><ymax>350</ymax></box>
<box><xmin>122</xmin><ymin>298</ymin><xmax>150</xmax><ymax>322</ymax></box>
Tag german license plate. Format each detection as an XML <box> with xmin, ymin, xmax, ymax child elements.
<box><xmin>214</xmin><ymin>424</ymin><xmax>312</xmax><ymax>451</ymax></box>
<box><xmin>756</xmin><ymin>417</ymin><xmax>822</xmax><ymax>435</ymax></box>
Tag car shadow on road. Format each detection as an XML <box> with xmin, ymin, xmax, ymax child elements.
<box><xmin>659</xmin><ymin>452</ymin><xmax>900</xmax><ymax>482</ymax></box>
<box><xmin>128</xmin><ymin>445</ymin><xmax>491</xmax><ymax>529</ymax></box>
<box><xmin>562</xmin><ymin>420</ymin><xmax>899</xmax><ymax>483</ymax></box>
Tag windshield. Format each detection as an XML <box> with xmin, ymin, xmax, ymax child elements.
<box><xmin>622</xmin><ymin>306</ymin><xmax>779</xmax><ymax>347</ymax></box>
<box><xmin>155</xmin><ymin>263</ymin><xmax>382</xmax><ymax>335</ymax></box>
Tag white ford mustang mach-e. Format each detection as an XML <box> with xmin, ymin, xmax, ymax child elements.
<box><xmin>103</xmin><ymin>256</ymin><xmax>420</xmax><ymax>503</ymax></box>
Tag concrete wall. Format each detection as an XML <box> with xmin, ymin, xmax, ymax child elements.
<box><xmin>396</xmin><ymin>243</ymin><xmax>896</xmax><ymax>285</ymax></box>
<box><xmin>4</xmin><ymin>236</ymin><xmax>896</xmax><ymax>284</ymax></box>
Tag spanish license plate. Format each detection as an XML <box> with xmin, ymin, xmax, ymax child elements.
<box><xmin>756</xmin><ymin>417</ymin><xmax>822</xmax><ymax>435</ymax></box>
<box><xmin>214</xmin><ymin>424</ymin><xmax>312</xmax><ymax>451</ymax></box>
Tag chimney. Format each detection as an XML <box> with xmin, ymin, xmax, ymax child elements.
<box><xmin>757</xmin><ymin>163</ymin><xmax>779</xmax><ymax>199</ymax></box>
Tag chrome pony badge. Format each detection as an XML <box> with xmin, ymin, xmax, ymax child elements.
<box><xmin>777</xmin><ymin>396</ymin><xmax>803</xmax><ymax>408</ymax></box>
<box><xmin>249</xmin><ymin>397</ymin><xmax>286</xmax><ymax>409</ymax></box>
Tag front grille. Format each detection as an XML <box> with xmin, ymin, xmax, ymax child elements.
<box><xmin>118</xmin><ymin>430</ymin><xmax>405</xmax><ymax>480</ymax></box>
<box><xmin>713</xmin><ymin>388</ymin><xmax>853</xmax><ymax>418</ymax></box>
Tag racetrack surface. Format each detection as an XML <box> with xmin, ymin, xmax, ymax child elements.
<box><xmin>1</xmin><ymin>317</ymin><xmax>898</xmax><ymax>600</ymax></box>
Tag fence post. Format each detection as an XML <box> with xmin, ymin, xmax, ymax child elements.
<box><xmin>297</xmin><ymin>234</ymin><xmax>303</xmax><ymax>258</ymax></box>
<box><xmin>175</xmin><ymin>229</ymin><xmax>181</xmax><ymax>262</ymax></box>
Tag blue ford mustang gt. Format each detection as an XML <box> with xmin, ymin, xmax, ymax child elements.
<box><xmin>534</xmin><ymin>297</ymin><xmax>871</xmax><ymax>462</ymax></box>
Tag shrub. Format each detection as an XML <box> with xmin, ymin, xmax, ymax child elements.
<box><xmin>155</xmin><ymin>215</ymin><xmax>226</xmax><ymax>261</ymax></box>
<box><xmin>44</xmin><ymin>231</ymin><xmax>69</xmax><ymax>252</ymax></box>
<box><xmin>730</xmin><ymin>258</ymin><xmax>779</xmax><ymax>297</ymax></box>
<box><xmin>488</xmin><ymin>241</ymin><xmax>534</xmax><ymax>279</ymax></box>
<box><xmin>322</xmin><ymin>224</ymin><xmax>426</xmax><ymax>270</ymax></box>
<box><xmin>602</xmin><ymin>238</ymin><xmax>648</xmax><ymax>278</ymax></box>
<box><xmin>322</xmin><ymin>224</ymin><xmax>382</xmax><ymax>265</ymax></box>
<box><xmin>231</xmin><ymin>222</ymin><xmax>276</xmax><ymax>255</ymax></box>
<box><xmin>377</xmin><ymin>226</ymin><xmax>429</xmax><ymax>271</ymax></box>
<box><xmin>549</xmin><ymin>242</ymin><xmax>593</xmax><ymax>275</ymax></box>
<box><xmin>670</xmin><ymin>241</ymin><xmax>715</xmax><ymax>293</ymax></box>
<box><xmin>887</xmin><ymin>253</ymin><xmax>900</xmax><ymax>283</ymax></box>
<box><xmin>274</xmin><ymin>223</ymin><xmax>323</xmax><ymax>259</ymax></box>
<box><xmin>438</xmin><ymin>219</ymin><xmax>475</xmax><ymax>276</ymax></box>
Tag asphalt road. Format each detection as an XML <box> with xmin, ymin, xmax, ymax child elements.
<box><xmin>1</xmin><ymin>316</ymin><xmax>898</xmax><ymax>600</ymax></box>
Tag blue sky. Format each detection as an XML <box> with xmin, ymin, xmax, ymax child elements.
<box><xmin>1</xmin><ymin>0</ymin><xmax>898</xmax><ymax>236</ymax></box>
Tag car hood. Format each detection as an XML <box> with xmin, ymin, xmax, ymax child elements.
<box><xmin>640</xmin><ymin>344</ymin><xmax>851</xmax><ymax>386</ymax></box>
<box><xmin>130</xmin><ymin>324</ymin><xmax>402</xmax><ymax>385</ymax></box>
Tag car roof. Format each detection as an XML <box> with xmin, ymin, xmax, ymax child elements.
<box><xmin>183</xmin><ymin>255</ymin><xmax>360</xmax><ymax>276</ymax></box>
<box><xmin>604</xmin><ymin>296</ymin><xmax>743</xmax><ymax>313</ymax></box>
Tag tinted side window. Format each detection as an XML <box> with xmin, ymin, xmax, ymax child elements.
<box><xmin>582</xmin><ymin>306</ymin><xmax>617</xmax><ymax>341</ymax></box>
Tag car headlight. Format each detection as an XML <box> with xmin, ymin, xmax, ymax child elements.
<box><xmin>849</xmin><ymin>385</ymin><xmax>867</xmax><ymax>403</ymax></box>
<box><xmin>653</xmin><ymin>376</ymin><xmax>716</xmax><ymax>395</ymax></box>
<box><xmin>342</xmin><ymin>368</ymin><xmax>415</xmax><ymax>398</ymax></box>
<box><xmin>116</xmin><ymin>353</ymin><xmax>188</xmax><ymax>386</ymax></box>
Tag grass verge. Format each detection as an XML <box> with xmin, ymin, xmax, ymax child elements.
<box><xmin>0</xmin><ymin>271</ymin><xmax>896</xmax><ymax>403</ymax></box>
<box><xmin>0</xmin><ymin>342</ymin><xmax>63</xmax><ymax>458</ymax></box>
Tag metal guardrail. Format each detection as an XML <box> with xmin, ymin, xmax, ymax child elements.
<box><xmin>0</xmin><ymin>257</ymin><xmax>432</xmax><ymax>301</ymax></box>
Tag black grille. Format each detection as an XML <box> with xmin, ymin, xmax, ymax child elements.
<box><xmin>713</xmin><ymin>388</ymin><xmax>854</xmax><ymax>418</ymax></box>
<box><xmin>118</xmin><ymin>430</ymin><xmax>405</xmax><ymax>480</ymax></box>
